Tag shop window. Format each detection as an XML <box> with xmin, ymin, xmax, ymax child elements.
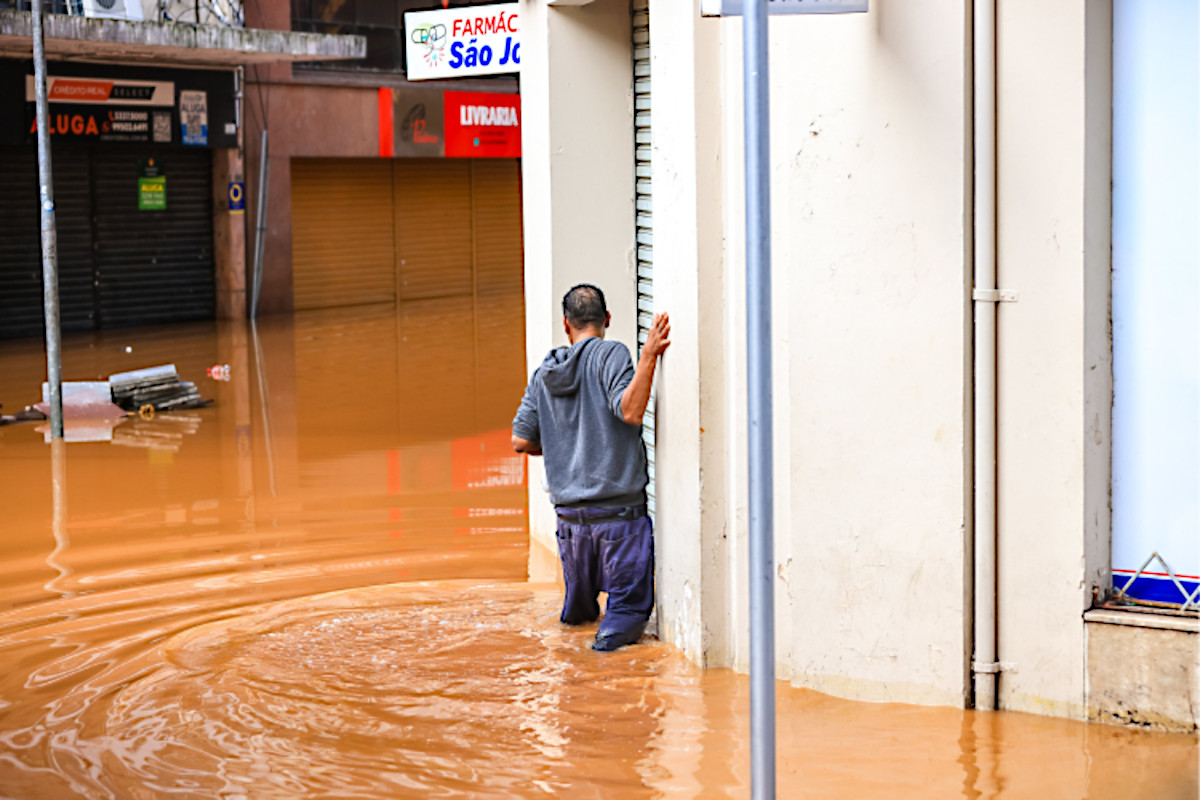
<box><xmin>1111</xmin><ymin>0</ymin><xmax>1199</xmax><ymax>610</ymax></box>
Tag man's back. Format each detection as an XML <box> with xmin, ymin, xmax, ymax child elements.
<box><xmin>512</xmin><ymin>337</ymin><xmax>647</xmax><ymax>508</ymax></box>
<box><xmin>511</xmin><ymin>284</ymin><xmax>669</xmax><ymax>651</ymax></box>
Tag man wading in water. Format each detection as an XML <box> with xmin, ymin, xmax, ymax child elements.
<box><xmin>511</xmin><ymin>285</ymin><xmax>670</xmax><ymax>651</ymax></box>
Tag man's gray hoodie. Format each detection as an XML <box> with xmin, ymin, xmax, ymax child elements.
<box><xmin>512</xmin><ymin>337</ymin><xmax>648</xmax><ymax>508</ymax></box>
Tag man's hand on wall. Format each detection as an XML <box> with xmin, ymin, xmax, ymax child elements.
<box><xmin>643</xmin><ymin>312</ymin><xmax>671</xmax><ymax>358</ymax></box>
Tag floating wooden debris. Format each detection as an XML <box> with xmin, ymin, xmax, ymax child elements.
<box><xmin>14</xmin><ymin>406</ymin><xmax>48</xmax><ymax>421</ymax></box>
<box><xmin>109</xmin><ymin>364</ymin><xmax>212</xmax><ymax>412</ymax></box>
<box><xmin>2</xmin><ymin>403</ymin><xmax>57</xmax><ymax>425</ymax></box>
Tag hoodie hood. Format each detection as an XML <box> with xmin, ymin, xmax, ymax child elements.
<box><xmin>540</xmin><ymin>337</ymin><xmax>598</xmax><ymax>396</ymax></box>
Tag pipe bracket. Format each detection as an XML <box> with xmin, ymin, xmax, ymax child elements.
<box><xmin>972</xmin><ymin>288</ymin><xmax>1019</xmax><ymax>303</ymax></box>
<box><xmin>972</xmin><ymin>660</ymin><xmax>1017</xmax><ymax>674</ymax></box>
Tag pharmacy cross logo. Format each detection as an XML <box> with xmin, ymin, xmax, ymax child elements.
<box><xmin>410</xmin><ymin>23</ymin><xmax>449</xmax><ymax>68</ymax></box>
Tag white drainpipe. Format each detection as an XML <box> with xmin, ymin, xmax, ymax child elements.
<box><xmin>972</xmin><ymin>0</ymin><xmax>1000</xmax><ymax>711</ymax></box>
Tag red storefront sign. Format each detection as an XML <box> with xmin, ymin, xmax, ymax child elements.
<box><xmin>442</xmin><ymin>90</ymin><xmax>520</xmax><ymax>158</ymax></box>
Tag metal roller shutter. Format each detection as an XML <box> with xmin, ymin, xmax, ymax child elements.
<box><xmin>470</xmin><ymin>159</ymin><xmax>527</xmax><ymax>417</ymax></box>
<box><xmin>0</xmin><ymin>147</ymin><xmax>96</xmax><ymax>339</ymax></box>
<box><xmin>292</xmin><ymin>158</ymin><xmax>398</xmax><ymax>311</ymax></box>
<box><xmin>394</xmin><ymin>159</ymin><xmax>474</xmax><ymax>301</ymax></box>
<box><xmin>633</xmin><ymin>0</ymin><xmax>656</xmax><ymax>518</ymax></box>
<box><xmin>92</xmin><ymin>148</ymin><xmax>215</xmax><ymax>329</ymax></box>
<box><xmin>291</xmin><ymin>158</ymin><xmax>522</xmax><ymax>315</ymax></box>
<box><xmin>54</xmin><ymin>150</ymin><xmax>99</xmax><ymax>333</ymax></box>
<box><xmin>470</xmin><ymin>159</ymin><xmax>523</xmax><ymax>297</ymax></box>
<box><xmin>0</xmin><ymin>148</ymin><xmax>46</xmax><ymax>340</ymax></box>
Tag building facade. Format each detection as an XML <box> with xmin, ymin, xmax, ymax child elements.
<box><xmin>0</xmin><ymin>60</ymin><xmax>237</xmax><ymax>337</ymax></box>
<box><xmin>0</xmin><ymin>1</ymin><xmax>526</xmax><ymax>338</ymax></box>
<box><xmin>243</xmin><ymin>0</ymin><xmax>525</xmax><ymax>318</ymax></box>
<box><xmin>0</xmin><ymin>2</ymin><xmax>363</xmax><ymax>339</ymax></box>
<box><xmin>518</xmin><ymin>0</ymin><xmax>1197</xmax><ymax>731</ymax></box>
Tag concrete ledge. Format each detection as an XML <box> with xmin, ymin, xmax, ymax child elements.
<box><xmin>1085</xmin><ymin>609</ymin><xmax>1198</xmax><ymax>733</ymax></box>
<box><xmin>0</xmin><ymin>10</ymin><xmax>365</xmax><ymax>66</ymax></box>
<box><xmin>1085</xmin><ymin>608</ymin><xmax>1199</xmax><ymax>633</ymax></box>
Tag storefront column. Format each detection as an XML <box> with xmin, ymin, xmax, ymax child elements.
<box><xmin>213</xmin><ymin>148</ymin><xmax>247</xmax><ymax>318</ymax></box>
<box><xmin>518</xmin><ymin>0</ymin><xmax>636</xmax><ymax>557</ymax></box>
<box><xmin>646</xmin><ymin>0</ymin><xmax>730</xmax><ymax>667</ymax></box>
<box><xmin>995</xmin><ymin>0</ymin><xmax>1113</xmax><ymax>719</ymax></box>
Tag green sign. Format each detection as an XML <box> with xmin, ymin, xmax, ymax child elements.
<box><xmin>138</xmin><ymin>157</ymin><xmax>165</xmax><ymax>210</ymax></box>
<box><xmin>138</xmin><ymin>176</ymin><xmax>166</xmax><ymax>210</ymax></box>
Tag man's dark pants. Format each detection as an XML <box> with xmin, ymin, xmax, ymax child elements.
<box><xmin>554</xmin><ymin>507</ymin><xmax>654</xmax><ymax>644</ymax></box>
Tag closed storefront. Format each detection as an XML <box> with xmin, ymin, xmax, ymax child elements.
<box><xmin>0</xmin><ymin>61</ymin><xmax>236</xmax><ymax>340</ymax></box>
<box><xmin>292</xmin><ymin>159</ymin><xmax>397</xmax><ymax>310</ymax></box>
<box><xmin>0</xmin><ymin>147</ymin><xmax>95</xmax><ymax>339</ymax></box>
<box><xmin>0</xmin><ymin>146</ymin><xmax>215</xmax><ymax>338</ymax></box>
<box><xmin>290</xmin><ymin>157</ymin><xmax>523</xmax><ymax>312</ymax></box>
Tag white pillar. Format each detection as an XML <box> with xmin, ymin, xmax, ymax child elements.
<box><xmin>645</xmin><ymin>0</ymin><xmax>732</xmax><ymax>666</ymax></box>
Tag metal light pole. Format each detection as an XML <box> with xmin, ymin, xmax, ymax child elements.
<box><xmin>743</xmin><ymin>0</ymin><xmax>775</xmax><ymax>796</ymax></box>
<box><xmin>250</xmin><ymin>129</ymin><xmax>269</xmax><ymax>319</ymax></box>
<box><xmin>31</xmin><ymin>0</ymin><xmax>63</xmax><ymax>438</ymax></box>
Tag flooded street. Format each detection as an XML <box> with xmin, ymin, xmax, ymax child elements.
<box><xmin>0</xmin><ymin>301</ymin><xmax>1195</xmax><ymax>799</ymax></box>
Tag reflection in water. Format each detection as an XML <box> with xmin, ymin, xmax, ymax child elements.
<box><xmin>45</xmin><ymin>439</ymin><xmax>70</xmax><ymax>596</ymax></box>
<box><xmin>250</xmin><ymin>320</ymin><xmax>278</xmax><ymax>498</ymax></box>
<box><xmin>113</xmin><ymin>414</ymin><xmax>205</xmax><ymax>451</ymax></box>
<box><xmin>0</xmin><ymin>300</ymin><xmax>1195</xmax><ymax>799</ymax></box>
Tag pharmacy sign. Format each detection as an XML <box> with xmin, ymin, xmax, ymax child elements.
<box><xmin>405</xmin><ymin>4</ymin><xmax>520</xmax><ymax>81</ymax></box>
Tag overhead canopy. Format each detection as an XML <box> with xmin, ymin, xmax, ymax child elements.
<box><xmin>0</xmin><ymin>10</ymin><xmax>365</xmax><ymax>67</ymax></box>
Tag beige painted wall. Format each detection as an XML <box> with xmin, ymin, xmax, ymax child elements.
<box><xmin>995</xmin><ymin>0</ymin><xmax>1112</xmax><ymax>719</ymax></box>
<box><xmin>642</xmin><ymin>0</ymin><xmax>973</xmax><ymax>704</ymax></box>
<box><xmin>751</xmin><ymin>1</ymin><xmax>972</xmax><ymax>705</ymax></box>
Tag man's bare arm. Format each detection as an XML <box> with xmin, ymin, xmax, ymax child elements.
<box><xmin>620</xmin><ymin>312</ymin><xmax>670</xmax><ymax>426</ymax></box>
<box><xmin>512</xmin><ymin>435</ymin><xmax>542</xmax><ymax>456</ymax></box>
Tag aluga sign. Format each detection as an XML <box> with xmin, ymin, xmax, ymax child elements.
<box><xmin>404</xmin><ymin>4</ymin><xmax>520</xmax><ymax>81</ymax></box>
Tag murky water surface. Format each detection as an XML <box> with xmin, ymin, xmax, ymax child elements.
<box><xmin>0</xmin><ymin>301</ymin><xmax>1195</xmax><ymax>799</ymax></box>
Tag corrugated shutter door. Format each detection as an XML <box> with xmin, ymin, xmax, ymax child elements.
<box><xmin>633</xmin><ymin>0</ymin><xmax>655</xmax><ymax>518</ymax></box>
<box><xmin>470</xmin><ymin>159</ymin><xmax>527</xmax><ymax>415</ymax></box>
<box><xmin>54</xmin><ymin>150</ymin><xmax>99</xmax><ymax>333</ymax></box>
<box><xmin>394</xmin><ymin>159</ymin><xmax>473</xmax><ymax>301</ymax></box>
<box><xmin>92</xmin><ymin>148</ymin><xmax>214</xmax><ymax>328</ymax></box>
<box><xmin>0</xmin><ymin>147</ymin><xmax>96</xmax><ymax>339</ymax></box>
<box><xmin>0</xmin><ymin>148</ymin><xmax>45</xmax><ymax>340</ymax></box>
<box><xmin>292</xmin><ymin>158</ymin><xmax>397</xmax><ymax>311</ymax></box>
<box><xmin>470</xmin><ymin>159</ymin><xmax>523</xmax><ymax>297</ymax></box>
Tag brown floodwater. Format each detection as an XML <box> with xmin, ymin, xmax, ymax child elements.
<box><xmin>0</xmin><ymin>300</ymin><xmax>1195</xmax><ymax>799</ymax></box>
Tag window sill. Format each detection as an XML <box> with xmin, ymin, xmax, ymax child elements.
<box><xmin>1084</xmin><ymin>608</ymin><xmax>1199</xmax><ymax>634</ymax></box>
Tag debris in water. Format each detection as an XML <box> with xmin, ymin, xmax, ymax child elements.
<box><xmin>13</xmin><ymin>405</ymin><xmax>47</xmax><ymax>421</ymax></box>
<box><xmin>109</xmin><ymin>364</ymin><xmax>212</xmax><ymax>412</ymax></box>
<box><xmin>37</xmin><ymin>381</ymin><xmax>126</xmax><ymax>421</ymax></box>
